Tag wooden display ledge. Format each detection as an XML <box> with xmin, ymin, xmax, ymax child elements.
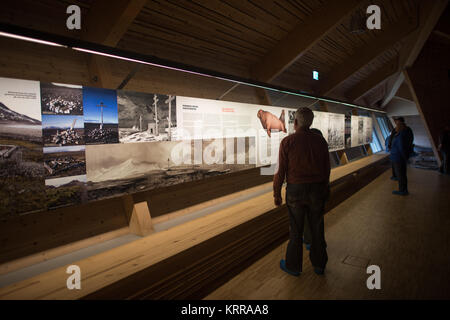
<box><xmin>0</xmin><ymin>153</ymin><xmax>389</xmax><ymax>300</ymax></box>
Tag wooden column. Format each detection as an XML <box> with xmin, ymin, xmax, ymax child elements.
<box><xmin>337</xmin><ymin>150</ymin><xmax>349</xmax><ymax>165</ymax></box>
<box><xmin>403</xmin><ymin>69</ymin><xmax>443</xmax><ymax>166</ymax></box>
<box><xmin>365</xmin><ymin>144</ymin><xmax>374</xmax><ymax>156</ymax></box>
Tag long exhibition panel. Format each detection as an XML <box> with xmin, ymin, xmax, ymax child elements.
<box><xmin>0</xmin><ymin>76</ymin><xmax>373</xmax><ymax>218</ymax></box>
<box><xmin>0</xmin><ymin>76</ymin><xmax>386</xmax><ymax>299</ymax></box>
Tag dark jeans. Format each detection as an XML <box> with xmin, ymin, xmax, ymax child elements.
<box><xmin>285</xmin><ymin>182</ymin><xmax>328</xmax><ymax>273</ymax></box>
<box><xmin>392</xmin><ymin>163</ymin><xmax>396</xmax><ymax>178</ymax></box>
<box><xmin>392</xmin><ymin>160</ymin><xmax>408</xmax><ymax>192</ymax></box>
<box><xmin>303</xmin><ymin>188</ymin><xmax>329</xmax><ymax>244</ymax></box>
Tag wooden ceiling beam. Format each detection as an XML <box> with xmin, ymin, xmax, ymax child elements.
<box><xmin>319</xmin><ymin>15</ymin><xmax>418</xmax><ymax>97</ymax></box>
<box><xmin>251</xmin><ymin>0</ymin><xmax>363</xmax><ymax>83</ymax></box>
<box><xmin>394</xmin><ymin>82</ymin><xmax>414</xmax><ymax>101</ymax></box>
<box><xmin>399</xmin><ymin>0</ymin><xmax>448</xmax><ymax>69</ymax></box>
<box><xmin>218</xmin><ymin>0</ymin><xmax>362</xmax><ymax>103</ymax></box>
<box><xmin>380</xmin><ymin>0</ymin><xmax>448</xmax><ymax>107</ymax></box>
<box><xmin>83</xmin><ymin>0</ymin><xmax>147</xmax><ymax>89</ymax></box>
<box><xmin>346</xmin><ymin>57</ymin><xmax>399</xmax><ymax>102</ymax></box>
<box><xmin>82</xmin><ymin>0</ymin><xmax>147</xmax><ymax>47</ymax></box>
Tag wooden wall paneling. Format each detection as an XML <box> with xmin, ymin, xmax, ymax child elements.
<box><xmin>133</xmin><ymin>167</ymin><xmax>273</xmax><ymax>218</ymax></box>
<box><xmin>0</xmin><ymin>38</ymin><xmax>92</xmax><ymax>85</ymax></box>
<box><xmin>0</xmin><ymin>197</ymin><xmax>129</xmax><ymax>265</ymax></box>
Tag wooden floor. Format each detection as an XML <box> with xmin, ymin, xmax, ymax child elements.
<box><xmin>205</xmin><ymin>168</ymin><xmax>450</xmax><ymax>300</ymax></box>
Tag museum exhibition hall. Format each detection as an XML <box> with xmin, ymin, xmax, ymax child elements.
<box><xmin>0</xmin><ymin>0</ymin><xmax>449</xmax><ymax>303</ymax></box>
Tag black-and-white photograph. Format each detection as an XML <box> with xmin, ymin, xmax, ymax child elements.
<box><xmin>358</xmin><ymin>117</ymin><xmax>364</xmax><ymax>145</ymax></box>
<box><xmin>365</xmin><ymin>117</ymin><xmax>373</xmax><ymax>144</ymax></box>
<box><xmin>288</xmin><ymin>110</ymin><xmax>296</xmax><ymax>134</ymax></box>
<box><xmin>118</xmin><ymin>91</ymin><xmax>177</xmax><ymax>143</ymax></box>
<box><xmin>327</xmin><ymin>114</ymin><xmax>345</xmax><ymax>151</ymax></box>
<box><xmin>85</xmin><ymin>137</ymin><xmax>255</xmax><ymax>201</ymax></box>
<box><xmin>40</xmin><ymin>82</ymin><xmax>83</xmax><ymax>115</ymax></box>
<box><xmin>345</xmin><ymin>115</ymin><xmax>351</xmax><ymax>148</ymax></box>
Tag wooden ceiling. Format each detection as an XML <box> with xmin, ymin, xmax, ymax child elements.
<box><xmin>0</xmin><ymin>0</ymin><xmax>447</xmax><ymax>109</ymax></box>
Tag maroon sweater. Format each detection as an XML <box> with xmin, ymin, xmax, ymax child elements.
<box><xmin>273</xmin><ymin>129</ymin><xmax>330</xmax><ymax>198</ymax></box>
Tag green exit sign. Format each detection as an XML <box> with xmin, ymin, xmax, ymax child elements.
<box><xmin>313</xmin><ymin>71</ymin><xmax>319</xmax><ymax>80</ymax></box>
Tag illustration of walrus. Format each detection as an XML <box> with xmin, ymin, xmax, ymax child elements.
<box><xmin>257</xmin><ymin>109</ymin><xmax>286</xmax><ymax>137</ymax></box>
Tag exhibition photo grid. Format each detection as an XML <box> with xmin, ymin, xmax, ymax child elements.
<box><xmin>0</xmin><ymin>76</ymin><xmax>374</xmax><ymax>218</ymax></box>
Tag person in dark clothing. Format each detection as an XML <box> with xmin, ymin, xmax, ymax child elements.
<box><xmin>388</xmin><ymin>117</ymin><xmax>414</xmax><ymax>181</ymax></box>
<box><xmin>274</xmin><ymin>107</ymin><xmax>330</xmax><ymax>276</ymax></box>
<box><xmin>438</xmin><ymin>125</ymin><xmax>450</xmax><ymax>175</ymax></box>
<box><xmin>390</xmin><ymin>118</ymin><xmax>414</xmax><ymax>195</ymax></box>
<box><xmin>303</xmin><ymin>128</ymin><xmax>327</xmax><ymax>251</ymax></box>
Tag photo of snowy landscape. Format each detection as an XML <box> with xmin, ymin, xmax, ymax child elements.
<box><xmin>85</xmin><ymin>137</ymin><xmax>255</xmax><ymax>201</ymax></box>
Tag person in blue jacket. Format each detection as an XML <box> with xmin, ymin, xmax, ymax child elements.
<box><xmin>390</xmin><ymin>117</ymin><xmax>414</xmax><ymax>195</ymax></box>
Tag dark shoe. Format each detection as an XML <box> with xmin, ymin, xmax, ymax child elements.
<box><xmin>280</xmin><ymin>260</ymin><xmax>300</xmax><ymax>277</ymax></box>
<box><xmin>390</xmin><ymin>176</ymin><xmax>398</xmax><ymax>181</ymax></box>
<box><xmin>314</xmin><ymin>267</ymin><xmax>325</xmax><ymax>275</ymax></box>
<box><xmin>392</xmin><ymin>190</ymin><xmax>409</xmax><ymax>196</ymax></box>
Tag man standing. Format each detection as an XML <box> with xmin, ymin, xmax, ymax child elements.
<box><xmin>390</xmin><ymin>117</ymin><xmax>414</xmax><ymax>195</ymax></box>
<box><xmin>273</xmin><ymin>107</ymin><xmax>330</xmax><ymax>276</ymax></box>
<box><xmin>387</xmin><ymin>117</ymin><xmax>414</xmax><ymax>181</ymax></box>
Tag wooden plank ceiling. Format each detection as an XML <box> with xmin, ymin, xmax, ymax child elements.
<box><xmin>0</xmin><ymin>0</ymin><xmax>446</xmax><ymax>109</ymax></box>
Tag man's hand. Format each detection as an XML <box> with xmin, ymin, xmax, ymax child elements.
<box><xmin>274</xmin><ymin>196</ymin><xmax>282</xmax><ymax>207</ymax></box>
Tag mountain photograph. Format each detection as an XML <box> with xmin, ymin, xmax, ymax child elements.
<box><xmin>0</xmin><ymin>78</ymin><xmax>46</xmax><ymax>218</ymax></box>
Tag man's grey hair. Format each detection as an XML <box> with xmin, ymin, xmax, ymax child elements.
<box><xmin>295</xmin><ymin>107</ymin><xmax>314</xmax><ymax>128</ymax></box>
